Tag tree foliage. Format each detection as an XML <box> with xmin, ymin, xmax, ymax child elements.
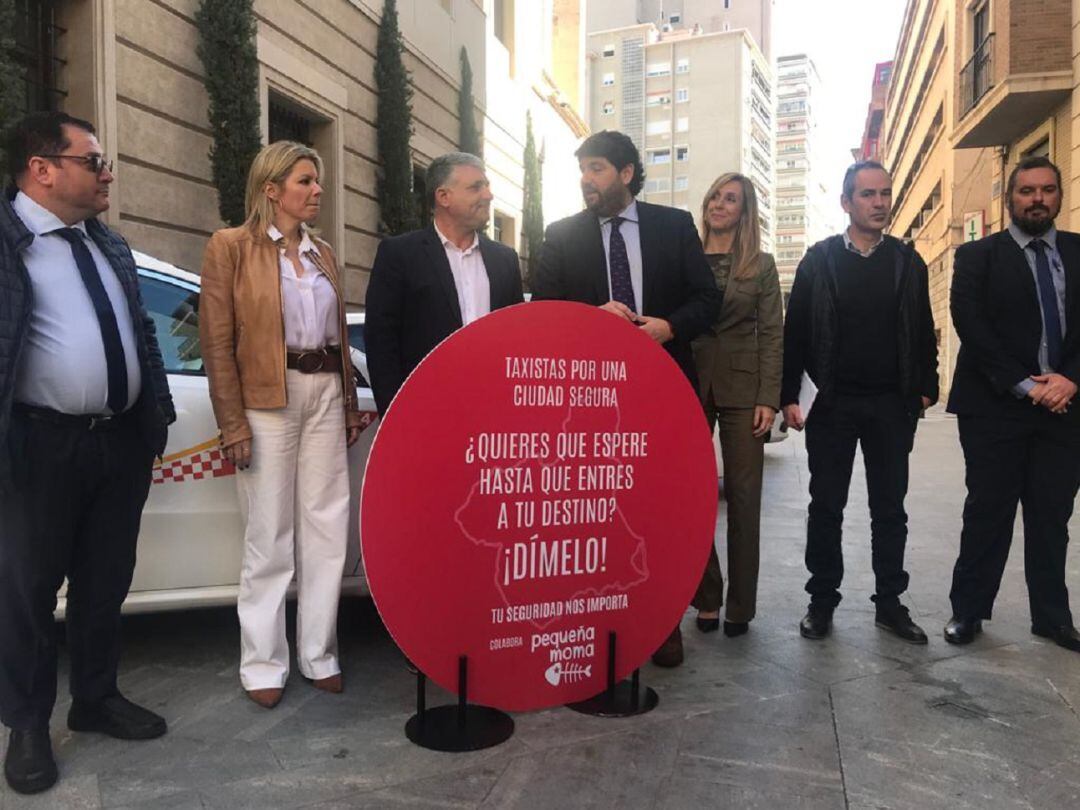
<box><xmin>0</xmin><ymin>0</ymin><xmax>25</xmax><ymax>183</ymax></box>
<box><xmin>376</xmin><ymin>0</ymin><xmax>418</xmax><ymax>235</ymax></box>
<box><xmin>195</xmin><ymin>0</ymin><xmax>262</xmax><ymax>226</ymax></box>
<box><xmin>522</xmin><ymin>111</ymin><xmax>544</xmax><ymax>279</ymax></box>
<box><xmin>458</xmin><ymin>47</ymin><xmax>481</xmax><ymax>157</ymax></box>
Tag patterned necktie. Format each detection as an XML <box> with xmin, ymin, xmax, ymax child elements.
<box><xmin>52</xmin><ymin>227</ymin><xmax>129</xmax><ymax>413</ymax></box>
<box><xmin>608</xmin><ymin>216</ymin><xmax>636</xmax><ymax>313</ymax></box>
<box><xmin>1030</xmin><ymin>239</ymin><xmax>1064</xmax><ymax>371</ymax></box>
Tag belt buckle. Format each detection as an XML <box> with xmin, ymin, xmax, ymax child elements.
<box><xmin>296</xmin><ymin>349</ymin><xmax>327</xmax><ymax>374</ymax></box>
<box><xmin>89</xmin><ymin>414</ymin><xmax>114</xmax><ymax>431</ymax></box>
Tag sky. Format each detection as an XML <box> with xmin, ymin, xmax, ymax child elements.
<box><xmin>772</xmin><ymin>0</ymin><xmax>909</xmax><ymax>225</ymax></box>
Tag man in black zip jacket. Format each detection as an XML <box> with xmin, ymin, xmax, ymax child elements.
<box><xmin>781</xmin><ymin>161</ymin><xmax>938</xmax><ymax>644</ymax></box>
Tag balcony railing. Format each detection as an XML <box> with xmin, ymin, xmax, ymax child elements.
<box><xmin>960</xmin><ymin>34</ymin><xmax>994</xmax><ymax>116</ymax></box>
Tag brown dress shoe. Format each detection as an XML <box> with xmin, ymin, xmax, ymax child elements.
<box><xmin>312</xmin><ymin>674</ymin><xmax>343</xmax><ymax>693</ymax></box>
<box><xmin>246</xmin><ymin>688</ymin><xmax>283</xmax><ymax>708</ymax></box>
<box><xmin>651</xmin><ymin>625</ymin><xmax>684</xmax><ymax>667</ymax></box>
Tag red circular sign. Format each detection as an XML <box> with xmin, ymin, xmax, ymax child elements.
<box><xmin>361</xmin><ymin>301</ymin><xmax>717</xmax><ymax>711</ymax></box>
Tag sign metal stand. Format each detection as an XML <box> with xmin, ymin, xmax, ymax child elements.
<box><xmin>405</xmin><ymin>656</ymin><xmax>514</xmax><ymax>751</ymax></box>
<box><xmin>565</xmin><ymin>632</ymin><xmax>658</xmax><ymax>717</ymax></box>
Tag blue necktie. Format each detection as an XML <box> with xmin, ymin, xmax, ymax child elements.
<box><xmin>1030</xmin><ymin>239</ymin><xmax>1064</xmax><ymax>371</ymax></box>
<box><xmin>53</xmin><ymin>228</ymin><xmax>129</xmax><ymax>414</ymax></box>
<box><xmin>608</xmin><ymin>216</ymin><xmax>636</xmax><ymax>313</ymax></box>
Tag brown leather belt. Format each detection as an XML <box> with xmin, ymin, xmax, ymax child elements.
<box><xmin>286</xmin><ymin>345</ymin><xmax>342</xmax><ymax>374</ymax></box>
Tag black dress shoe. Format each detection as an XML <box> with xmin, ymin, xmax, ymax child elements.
<box><xmin>651</xmin><ymin>626</ymin><xmax>684</xmax><ymax>667</ymax></box>
<box><xmin>68</xmin><ymin>694</ymin><xmax>167</xmax><ymax>740</ymax></box>
<box><xmin>4</xmin><ymin>727</ymin><xmax>57</xmax><ymax>795</ymax></box>
<box><xmin>943</xmin><ymin>616</ymin><xmax>982</xmax><ymax>645</ymax></box>
<box><xmin>723</xmin><ymin>621</ymin><xmax>749</xmax><ymax>637</ymax></box>
<box><xmin>1032</xmin><ymin>623</ymin><xmax>1080</xmax><ymax>652</ymax></box>
<box><xmin>799</xmin><ymin>607</ymin><xmax>833</xmax><ymax>640</ymax></box>
<box><xmin>695</xmin><ymin>616</ymin><xmax>720</xmax><ymax>633</ymax></box>
<box><xmin>874</xmin><ymin>603</ymin><xmax>928</xmax><ymax>645</ymax></box>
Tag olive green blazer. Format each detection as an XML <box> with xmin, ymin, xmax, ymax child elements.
<box><xmin>692</xmin><ymin>252</ymin><xmax>783</xmax><ymax>410</ymax></box>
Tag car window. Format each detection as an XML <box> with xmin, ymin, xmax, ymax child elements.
<box><xmin>347</xmin><ymin>323</ymin><xmax>365</xmax><ymax>352</ymax></box>
<box><xmin>139</xmin><ymin>274</ymin><xmax>203</xmax><ymax>374</ymax></box>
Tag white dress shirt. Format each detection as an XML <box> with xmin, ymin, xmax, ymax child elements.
<box><xmin>269</xmin><ymin>225</ymin><xmax>340</xmax><ymax>351</ymax></box>
<box><xmin>13</xmin><ymin>192</ymin><xmax>141</xmax><ymax>414</ymax></box>
<box><xmin>599</xmin><ymin>200</ymin><xmax>644</xmax><ymax>313</ymax></box>
<box><xmin>434</xmin><ymin>222</ymin><xmax>490</xmax><ymax>325</ymax></box>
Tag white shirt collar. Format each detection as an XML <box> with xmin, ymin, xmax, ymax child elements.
<box><xmin>267</xmin><ymin>224</ymin><xmax>319</xmax><ymax>256</ymax></box>
<box><xmin>13</xmin><ymin>191</ymin><xmax>89</xmax><ymax>239</ymax></box>
<box><xmin>433</xmin><ymin>221</ymin><xmax>480</xmax><ymax>255</ymax></box>
<box><xmin>1008</xmin><ymin>221</ymin><xmax>1058</xmax><ymax>252</ymax></box>
<box><xmin>600</xmin><ymin>199</ymin><xmax>639</xmax><ymax>226</ymax></box>
<box><xmin>842</xmin><ymin>226</ymin><xmax>884</xmax><ymax>257</ymax></box>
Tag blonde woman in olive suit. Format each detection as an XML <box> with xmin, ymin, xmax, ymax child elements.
<box><xmin>691</xmin><ymin>172</ymin><xmax>783</xmax><ymax>637</ymax></box>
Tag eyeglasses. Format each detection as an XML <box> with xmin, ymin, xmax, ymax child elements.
<box><xmin>36</xmin><ymin>154</ymin><xmax>114</xmax><ymax>176</ymax></box>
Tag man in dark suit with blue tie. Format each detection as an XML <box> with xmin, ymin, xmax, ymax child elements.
<box><xmin>0</xmin><ymin>113</ymin><xmax>176</xmax><ymax>794</ymax></box>
<box><xmin>945</xmin><ymin>156</ymin><xmax>1080</xmax><ymax>652</ymax></box>
<box><xmin>531</xmin><ymin>130</ymin><xmax>721</xmax><ymax>667</ymax></box>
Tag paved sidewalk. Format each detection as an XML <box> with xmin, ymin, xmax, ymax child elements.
<box><xmin>3</xmin><ymin>411</ymin><xmax>1080</xmax><ymax>809</ymax></box>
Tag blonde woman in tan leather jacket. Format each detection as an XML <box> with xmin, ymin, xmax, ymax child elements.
<box><xmin>199</xmin><ymin>141</ymin><xmax>363</xmax><ymax>709</ymax></box>
<box><xmin>691</xmin><ymin>173</ymin><xmax>783</xmax><ymax>638</ymax></box>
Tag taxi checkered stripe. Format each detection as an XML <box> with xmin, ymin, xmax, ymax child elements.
<box><xmin>152</xmin><ymin>439</ymin><xmax>235</xmax><ymax>485</ymax></box>
<box><xmin>150</xmin><ymin>412</ymin><xmax>377</xmax><ymax>486</ymax></box>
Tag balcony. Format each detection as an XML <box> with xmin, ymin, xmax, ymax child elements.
<box><xmin>953</xmin><ymin>9</ymin><xmax>1073</xmax><ymax>149</ymax></box>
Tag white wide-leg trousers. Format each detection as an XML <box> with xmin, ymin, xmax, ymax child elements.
<box><xmin>236</xmin><ymin>369</ymin><xmax>349</xmax><ymax>689</ymax></box>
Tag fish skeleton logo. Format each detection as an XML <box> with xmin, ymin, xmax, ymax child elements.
<box><xmin>544</xmin><ymin>662</ymin><xmax>592</xmax><ymax>687</ymax></box>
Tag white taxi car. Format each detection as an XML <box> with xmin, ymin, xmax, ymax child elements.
<box><xmin>58</xmin><ymin>252</ymin><xmax>379</xmax><ymax>615</ymax></box>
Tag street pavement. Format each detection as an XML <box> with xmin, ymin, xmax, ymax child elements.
<box><xmin>3</xmin><ymin>409</ymin><xmax>1080</xmax><ymax>809</ymax></box>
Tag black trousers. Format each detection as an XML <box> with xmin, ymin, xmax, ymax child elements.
<box><xmin>804</xmin><ymin>392</ymin><xmax>916</xmax><ymax>609</ymax></box>
<box><xmin>0</xmin><ymin>408</ymin><xmax>153</xmax><ymax>730</ymax></box>
<box><xmin>950</xmin><ymin>414</ymin><xmax>1080</xmax><ymax>627</ymax></box>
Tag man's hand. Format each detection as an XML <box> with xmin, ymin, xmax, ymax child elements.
<box><xmin>1031</xmin><ymin>373</ymin><xmax>1077</xmax><ymax>414</ymax></box>
<box><xmin>600</xmin><ymin>301</ymin><xmax>637</xmax><ymax>322</ymax></box>
<box><xmin>347</xmin><ymin>427</ymin><xmax>361</xmax><ymax>448</ymax></box>
<box><xmin>921</xmin><ymin>396</ymin><xmax>932</xmax><ymax>410</ymax></box>
<box><xmin>752</xmin><ymin>405</ymin><xmax>776</xmax><ymax>438</ymax></box>
<box><xmin>782</xmin><ymin>403</ymin><xmax>805</xmax><ymax>431</ymax></box>
<box><xmin>636</xmin><ymin>316</ymin><xmax>673</xmax><ymax>344</ymax></box>
<box><xmin>224</xmin><ymin>438</ymin><xmax>252</xmax><ymax>470</ymax></box>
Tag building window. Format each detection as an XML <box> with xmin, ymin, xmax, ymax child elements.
<box><xmin>648</xmin><ymin>148</ymin><xmax>670</xmax><ymax>165</ymax></box>
<box><xmin>601</xmin><ymin>101</ymin><xmax>615</xmax><ymax>115</ymax></box>
<box><xmin>646</xmin><ymin>93</ymin><xmax>671</xmax><ymax>107</ymax></box>
<box><xmin>646</xmin><ymin>119</ymin><xmax>671</xmax><ymax>136</ymax></box>
<box><xmin>676</xmin><ymin>88</ymin><xmax>689</xmax><ymax>103</ymax></box>
<box><xmin>493</xmin><ymin>211</ymin><xmax>515</xmax><ymax>247</ymax></box>
<box><xmin>13</xmin><ymin>0</ymin><xmax>66</xmax><ymax>115</ymax></box>
<box><xmin>724</xmin><ymin>0</ymin><xmax>731</xmax><ymax>9</ymax></box>
<box><xmin>674</xmin><ymin>175</ymin><xmax>689</xmax><ymax>191</ymax></box>
<box><xmin>676</xmin><ymin>117</ymin><xmax>689</xmax><ymax>132</ymax></box>
<box><xmin>494</xmin><ymin>0</ymin><xmax>514</xmax><ymax>49</ymax></box>
<box><xmin>602</xmin><ymin>73</ymin><xmax>615</xmax><ymax>86</ymax></box>
<box><xmin>675</xmin><ymin>145</ymin><xmax>689</xmax><ymax>162</ymax></box>
<box><xmin>269</xmin><ymin>98</ymin><xmax>314</xmax><ymax>145</ymax></box>
<box><xmin>669</xmin><ymin>13</ymin><xmax>681</xmax><ymax>23</ymax></box>
<box><xmin>602</xmin><ymin>44</ymin><xmax>615</xmax><ymax>58</ymax></box>
<box><xmin>676</xmin><ymin>58</ymin><xmax>689</xmax><ymax>74</ymax></box>
<box><xmin>1023</xmin><ymin>137</ymin><xmax>1050</xmax><ymax>159</ymax></box>
<box><xmin>646</xmin><ymin>62</ymin><xmax>671</xmax><ymax>77</ymax></box>
<box><xmin>644</xmin><ymin>177</ymin><xmax>671</xmax><ymax>193</ymax></box>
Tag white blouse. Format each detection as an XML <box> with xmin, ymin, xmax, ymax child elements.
<box><xmin>268</xmin><ymin>225</ymin><xmax>340</xmax><ymax>351</ymax></box>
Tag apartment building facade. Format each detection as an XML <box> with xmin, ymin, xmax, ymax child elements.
<box><xmin>773</xmin><ymin>54</ymin><xmax>831</xmax><ymax>297</ymax></box>
<box><xmin>587</xmin><ymin>23</ymin><xmax>774</xmax><ymax>252</ymax></box>
<box><xmin>587</xmin><ymin>0</ymin><xmax>773</xmax><ymax>61</ymax></box>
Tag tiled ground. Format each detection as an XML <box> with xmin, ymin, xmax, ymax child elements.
<box><xmin>4</xmin><ymin>409</ymin><xmax>1080</xmax><ymax>809</ymax></box>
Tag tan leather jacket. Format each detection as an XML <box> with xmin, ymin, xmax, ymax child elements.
<box><xmin>199</xmin><ymin>225</ymin><xmax>362</xmax><ymax>447</ymax></box>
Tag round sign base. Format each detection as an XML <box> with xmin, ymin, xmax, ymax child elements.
<box><xmin>405</xmin><ymin>706</ymin><xmax>514</xmax><ymax>752</ymax></box>
<box><xmin>565</xmin><ymin>677</ymin><xmax>659</xmax><ymax>718</ymax></box>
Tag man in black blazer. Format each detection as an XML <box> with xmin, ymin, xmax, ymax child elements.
<box><xmin>365</xmin><ymin>153</ymin><xmax>525</xmax><ymax>417</ymax></box>
<box><xmin>945</xmin><ymin>156</ymin><xmax>1080</xmax><ymax>652</ymax></box>
<box><xmin>531</xmin><ymin>130</ymin><xmax>721</xmax><ymax>667</ymax></box>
